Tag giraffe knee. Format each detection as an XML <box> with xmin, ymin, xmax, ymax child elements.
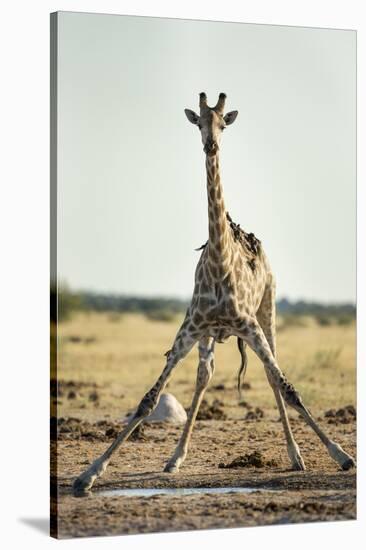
<box><xmin>279</xmin><ymin>377</ymin><xmax>303</xmax><ymax>409</ymax></box>
<box><xmin>135</xmin><ymin>392</ymin><xmax>158</xmax><ymax>419</ymax></box>
<box><xmin>265</xmin><ymin>363</ymin><xmax>305</xmax><ymax>411</ymax></box>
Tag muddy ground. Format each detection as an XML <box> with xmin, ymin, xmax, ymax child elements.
<box><xmin>52</xmin><ymin>313</ymin><xmax>356</xmax><ymax>538</ymax></box>
<box><xmin>52</xmin><ymin>407</ymin><xmax>356</xmax><ymax>538</ymax></box>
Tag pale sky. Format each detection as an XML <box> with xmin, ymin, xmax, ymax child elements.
<box><xmin>57</xmin><ymin>12</ymin><xmax>356</xmax><ymax>302</ymax></box>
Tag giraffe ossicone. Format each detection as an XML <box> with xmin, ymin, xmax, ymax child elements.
<box><xmin>73</xmin><ymin>92</ymin><xmax>355</xmax><ymax>494</ymax></box>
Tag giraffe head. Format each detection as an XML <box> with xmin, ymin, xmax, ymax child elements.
<box><xmin>184</xmin><ymin>93</ymin><xmax>238</xmax><ymax>156</ymax></box>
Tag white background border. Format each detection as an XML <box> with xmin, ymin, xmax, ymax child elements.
<box><xmin>0</xmin><ymin>1</ymin><xmax>364</xmax><ymax>549</ymax></box>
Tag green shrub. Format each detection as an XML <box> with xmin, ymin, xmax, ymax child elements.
<box><xmin>315</xmin><ymin>314</ymin><xmax>332</xmax><ymax>326</ymax></box>
<box><xmin>335</xmin><ymin>314</ymin><xmax>355</xmax><ymax>326</ymax></box>
<box><xmin>145</xmin><ymin>309</ymin><xmax>177</xmax><ymax>322</ymax></box>
<box><xmin>277</xmin><ymin>314</ymin><xmax>306</xmax><ymax>332</ymax></box>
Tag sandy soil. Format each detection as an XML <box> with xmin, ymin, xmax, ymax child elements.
<box><xmin>52</xmin><ymin>410</ymin><xmax>356</xmax><ymax>538</ymax></box>
<box><xmin>52</xmin><ymin>313</ymin><xmax>356</xmax><ymax>539</ymax></box>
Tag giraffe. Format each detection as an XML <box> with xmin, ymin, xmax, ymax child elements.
<box><xmin>73</xmin><ymin>92</ymin><xmax>355</xmax><ymax>493</ymax></box>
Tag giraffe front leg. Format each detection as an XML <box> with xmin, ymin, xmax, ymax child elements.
<box><xmin>73</xmin><ymin>382</ymin><xmax>170</xmax><ymax>494</ymax></box>
<box><xmin>72</xmin><ymin>416</ymin><xmax>141</xmax><ymax>493</ymax></box>
<box><xmin>234</xmin><ymin>318</ymin><xmax>355</xmax><ymax>471</ymax></box>
<box><xmin>164</xmin><ymin>337</ymin><xmax>215</xmax><ymax>473</ymax></box>
<box><xmin>72</xmin><ymin>325</ymin><xmax>197</xmax><ymax>494</ymax></box>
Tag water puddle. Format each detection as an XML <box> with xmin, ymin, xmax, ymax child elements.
<box><xmin>96</xmin><ymin>486</ymin><xmax>265</xmax><ymax>498</ymax></box>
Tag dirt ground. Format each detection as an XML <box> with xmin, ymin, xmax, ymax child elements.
<box><xmin>51</xmin><ymin>313</ymin><xmax>356</xmax><ymax>539</ymax></box>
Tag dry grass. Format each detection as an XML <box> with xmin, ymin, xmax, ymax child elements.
<box><xmin>57</xmin><ymin>312</ymin><xmax>356</xmax><ymax>422</ymax></box>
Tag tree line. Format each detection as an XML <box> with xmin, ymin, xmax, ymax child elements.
<box><xmin>50</xmin><ymin>285</ymin><xmax>356</xmax><ymax>324</ymax></box>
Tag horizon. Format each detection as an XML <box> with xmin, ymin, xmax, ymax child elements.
<box><xmin>57</xmin><ymin>283</ymin><xmax>356</xmax><ymax>307</ymax></box>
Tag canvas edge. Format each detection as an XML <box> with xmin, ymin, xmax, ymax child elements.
<box><xmin>50</xmin><ymin>10</ymin><xmax>59</xmax><ymax>540</ymax></box>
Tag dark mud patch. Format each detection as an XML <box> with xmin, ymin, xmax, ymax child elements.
<box><xmin>196</xmin><ymin>399</ymin><xmax>227</xmax><ymax>420</ymax></box>
<box><xmin>211</xmin><ymin>383</ymin><xmax>226</xmax><ymax>391</ymax></box>
<box><xmin>238</xmin><ymin>400</ymin><xmax>251</xmax><ymax>408</ymax></box>
<box><xmin>66</xmin><ymin>335</ymin><xmax>97</xmax><ymax>345</ymax></box>
<box><xmin>324</xmin><ymin>405</ymin><xmax>356</xmax><ymax>425</ymax></box>
<box><xmin>128</xmin><ymin>423</ymin><xmax>148</xmax><ymax>441</ymax></box>
<box><xmin>244</xmin><ymin>407</ymin><xmax>265</xmax><ymax>421</ymax></box>
<box><xmin>50</xmin><ymin>379</ymin><xmax>99</xmax><ymax>399</ymax></box>
<box><xmin>218</xmin><ymin>451</ymin><xmax>278</xmax><ymax>469</ymax></box>
<box><xmin>52</xmin><ymin>416</ymin><xmax>150</xmax><ymax>442</ymax></box>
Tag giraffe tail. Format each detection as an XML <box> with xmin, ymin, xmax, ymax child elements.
<box><xmin>237</xmin><ymin>338</ymin><xmax>248</xmax><ymax>401</ymax></box>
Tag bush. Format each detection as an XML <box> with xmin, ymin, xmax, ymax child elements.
<box><xmin>144</xmin><ymin>309</ymin><xmax>177</xmax><ymax>322</ymax></box>
<box><xmin>315</xmin><ymin>314</ymin><xmax>332</xmax><ymax>326</ymax></box>
<box><xmin>277</xmin><ymin>314</ymin><xmax>306</xmax><ymax>332</ymax></box>
<box><xmin>335</xmin><ymin>314</ymin><xmax>355</xmax><ymax>326</ymax></box>
<box><xmin>107</xmin><ymin>312</ymin><xmax>123</xmax><ymax>323</ymax></box>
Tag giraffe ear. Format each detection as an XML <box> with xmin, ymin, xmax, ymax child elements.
<box><xmin>184</xmin><ymin>109</ymin><xmax>200</xmax><ymax>125</ymax></box>
<box><xmin>223</xmin><ymin>110</ymin><xmax>238</xmax><ymax>126</ymax></box>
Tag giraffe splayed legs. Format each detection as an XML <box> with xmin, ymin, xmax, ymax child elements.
<box><xmin>73</xmin><ymin>322</ymin><xmax>198</xmax><ymax>493</ymax></box>
<box><xmin>234</xmin><ymin>317</ymin><xmax>355</xmax><ymax>471</ymax></box>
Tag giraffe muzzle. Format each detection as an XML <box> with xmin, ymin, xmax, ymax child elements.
<box><xmin>204</xmin><ymin>140</ymin><xmax>218</xmax><ymax>156</ymax></box>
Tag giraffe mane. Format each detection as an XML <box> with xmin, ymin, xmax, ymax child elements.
<box><xmin>195</xmin><ymin>212</ymin><xmax>262</xmax><ymax>269</ymax></box>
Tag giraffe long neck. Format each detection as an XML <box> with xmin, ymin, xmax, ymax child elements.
<box><xmin>205</xmin><ymin>154</ymin><xmax>233</xmax><ymax>275</ymax></box>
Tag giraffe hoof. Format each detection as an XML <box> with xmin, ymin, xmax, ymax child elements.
<box><xmin>164</xmin><ymin>462</ymin><xmax>179</xmax><ymax>473</ymax></box>
<box><xmin>291</xmin><ymin>456</ymin><xmax>306</xmax><ymax>471</ymax></box>
<box><xmin>73</xmin><ymin>475</ymin><xmax>94</xmax><ymax>494</ymax></box>
<box><xmin>341</xmin><ymin>457</ymin><xmax>355</xmax><ymax>471</ymax></box>
<box><xmin>292</xmin><ymin>461</ymin><xmax>306</xmax><ymax>471</ymax></box>
<box><xmin>327</xmin><ymin>442</ymin><xmax>355</xmax><ymax>470</ymax></box>
<box><xmin>288</xmin><ymin>446</ymin><xmax>306</xmax><ymax>471</ymax></box>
